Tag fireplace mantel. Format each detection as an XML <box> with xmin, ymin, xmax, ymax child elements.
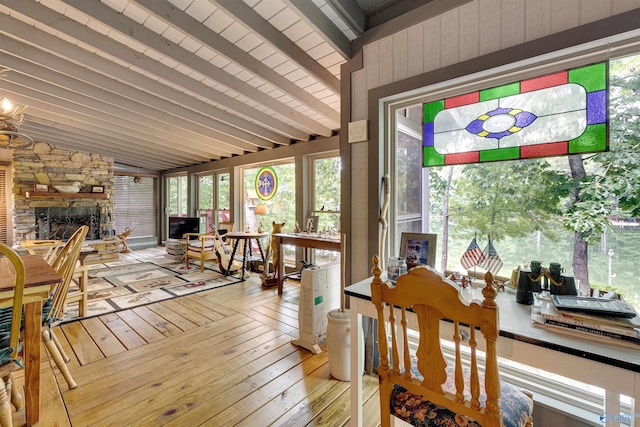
<box><xmin>25</xmin><ymin>191</ymin><xmax>108</xmax><ymax>199</ymax></box>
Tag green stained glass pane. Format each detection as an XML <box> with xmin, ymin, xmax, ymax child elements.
<box><xmin>423</xmin><ymin>146</ymin><xmax>444</xmax><ymax>166</ymax></box>
<box><xmin>479</xmin><ymin>147</ymin><xmax>520</xmax><ymax>162</ymax></box>
<box><xmin>569</xmin><ymin>63</ymin><xmax>606</xmax><ymax>92</ymax></box>
<box><xmin>480</xmin><ymin>82</ymin><xmax>520</xmax><ymax>101</ymax></box>
<box><xmin>569</xmin><ymin>124</ymin><xmax>607</xmax><ymax>153</ymax></box>
<box><xmin>423</xmin><ymin>100</ymin><xmax>444</xmax><ymax>123</ymax></box>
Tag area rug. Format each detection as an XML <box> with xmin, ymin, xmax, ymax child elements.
<box><xmin>63</xmin><ymin>257</ymin><xmax>243</xmax><ymax>321</ymax></box>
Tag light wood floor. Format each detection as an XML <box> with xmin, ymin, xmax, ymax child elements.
<box><xmin>10</xmin><ymin>247</ymin><xmax>383</xmax><ymax>426</ymax></box>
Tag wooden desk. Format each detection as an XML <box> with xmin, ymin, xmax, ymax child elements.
<box><xmin>345</xmin><ymin>276</ymin><xmax>640</xmax><ymax>427</ymax></box>
<box><xmin>224</xmin><ymin>231</ymin><xmax>269</xmax><ymax>280</ymax></box>
<box><xmin>0</xmin><ymin>255</ymin><xmax>62</xmax><ymax>426</ymax></box>
<box><xmin>273</xmin><ymin>233</ymin><xmax>342</xmax><ymax>295</ymax></box>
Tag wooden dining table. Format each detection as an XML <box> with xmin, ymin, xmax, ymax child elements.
<box><xmin>0</xmin><ymin>254</ymin><xmax>62</xmax><ymax>426</ymax></box>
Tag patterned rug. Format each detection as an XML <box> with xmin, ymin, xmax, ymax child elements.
<box><xmin>63</xmin><ymin>257</ymin><xmax>243</xmax><ymax>321</ymax></box>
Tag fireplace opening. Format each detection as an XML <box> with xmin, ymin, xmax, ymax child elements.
<box><xmin>35</xmin><ymin>207</ymin><xmax>101</xmax><ymax>240</ymax></box>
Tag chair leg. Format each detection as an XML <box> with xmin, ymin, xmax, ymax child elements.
<box><xmin>0</xmin><ymin>376</ymin><xmax>11</xmax><ymax>427</ymax></box>
<box><xmin>42</xmin><ymin>329</ymin><xmax>77</xmax><ymax>389</ymax></box>
<box><xmin>6</xmin><ymin>373</ymin><xmax>21</xmax><ymax>410</ymax></box>
<box><xmin>50</xmin><ymin>328</ymin><xmax>71</xmax><ymax>363</ymax></box>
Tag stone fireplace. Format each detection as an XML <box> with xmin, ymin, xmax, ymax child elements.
<box><xmin>35</xmin><ymin>207</ymin><xmax>101</xmax><ymax>241</ymax></box>
<box><xmin>10</xmin><ymin>142</ymin><xmax>115</xmax><ymax>245</ymax></box>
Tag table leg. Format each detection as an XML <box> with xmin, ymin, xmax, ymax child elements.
<box><xmin>277</xmin><ymin>239</ymin><xmax>284</xmax><ymax>295</ymax></box>
<box><xmin>350</xmin><ymin>306</ymin><xmax>363</xmax><ymax>427</ymax></box>
<box><xmin>226</xmin><ymin>240</ymin><xmax>240</xmax><ymax>277</ymax></box>
<box><xmin>24</xmin><ymin>301</ymin><xmax>42</xmax><ymax>426</ymax></box>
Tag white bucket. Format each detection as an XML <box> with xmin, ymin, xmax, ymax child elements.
<box><xmin>326</xmin><ymin>309</ymin><xmax>363</xmax><ymax>382</ymax></box>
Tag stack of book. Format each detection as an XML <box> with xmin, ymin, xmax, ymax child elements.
<box><xmin>532</xmin><ymin>301</ymin><xmax>640</xmax><ymax>346</ymax></box>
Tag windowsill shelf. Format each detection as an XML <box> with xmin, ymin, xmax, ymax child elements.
<box><xmin>25</xmin><ymin>191</ymin><xmax>108</xmax><ymax>199</ymax></box>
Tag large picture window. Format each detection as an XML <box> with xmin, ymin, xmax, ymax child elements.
<box><xmin>391</xmin><ymin>54</ymin><xmax>640</xmax><ymax>309</ymax></box>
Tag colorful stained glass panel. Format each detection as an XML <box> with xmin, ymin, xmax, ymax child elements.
<box><xmin>423</xmin><ymin>62</ymin><xmax>608</xmax><ymax>166</ymax></box>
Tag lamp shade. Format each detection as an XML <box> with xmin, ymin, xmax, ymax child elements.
<box><xmin>255</xmin><ymin>204</ymin><xmax>268</xmax><ymax>215</ymax></box>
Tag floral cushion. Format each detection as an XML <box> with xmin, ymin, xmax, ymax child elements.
<box><xmin>390</xmin><ymin>365</ymin><xmax>533</xmax><ymax>427</ymax></box>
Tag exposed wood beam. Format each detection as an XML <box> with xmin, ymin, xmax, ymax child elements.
<box><xmin>57</xmin><ymin>0</ymin><xmax>336</xmax><ymax>135</ymax></box>
<box><xmin>0</xmin><ymin>87</ymin><xmax>226</xmax><ymax>162</ymax></box>
<box><xmin>0</xmin><ymin>76</ymin><xmax>240</xmax><ymax>158</ymax></box>
<box><xmin>213</xmin><ymin>0</ymin><xmax>340</xmax><ymax>94</ymax></box>
<box><xmin>23</xmin><ymin>123</ymin><xmax>203</xmax><ymax>170</ymax></box>
<box><xmin>134</xmin><ymin>0</ymin><xmax>340</xmax><ymax>119</ymax></box>
<box><xmin>0</xmin><ymin>48</ymin><xmax>270</xmax><ymax>154</ymax></box>
<box><xmin>324</xmin><ymin>0</ymin><xmax>366</xmax><ymax>35</ymax></box>
<box><xmin>1</xmin><ymin>1</ymin><xmax>311</xmax><ymax>141</ymax></box>
<box><xmin>283</xmin><ymin>0</ymin><xmax>352</xmax><ymax>59</ymax></box>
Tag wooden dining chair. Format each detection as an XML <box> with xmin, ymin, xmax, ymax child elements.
<box><xmin>42</xmin><ymin>225</ymin><xmax>89</xmax><ymax>390</ymax></box>
<box><xmin>370</xmin><ymin>256</ymin><xmax>534</xmax><ymax>427</ymax></box>
<box><xmin>183</xmin><ymin>231</ymin><xmax>218</xmax><ymax>272</ymax></box>
<box><xmin>0</xmin><ymin>243</ymin><xmax>26</xmax><ymax>427</ymax></box>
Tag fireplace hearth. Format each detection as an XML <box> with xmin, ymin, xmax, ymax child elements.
<box><xmin>35</xmin><ymin>207</ymin><xmax>101</xmax><ymax>240</ymax></box>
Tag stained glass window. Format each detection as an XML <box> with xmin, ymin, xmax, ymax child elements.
<box><xmin>423</xmin><ymin>62</ymin><xmax>608</xmax><ymax>166</ymax></box>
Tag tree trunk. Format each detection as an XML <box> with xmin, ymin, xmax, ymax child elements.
<box><xmin>568</xmin><ymin>155</ymin><xmax>589</xmax><ymax>294</ymax></box>
<box><xmin>440</xmin><ymin>166</ymin><xmax>454</xmax><ymax>272</ymax></box>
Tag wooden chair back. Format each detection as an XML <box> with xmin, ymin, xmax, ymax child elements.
<box><xmin>47</xmin><ymin>226</ymin><xmax>89</xmax><ymax>323</ymax></box>
<box><xmin>217</xmin><ymin>221</ymin><xmax>234</xmax><ymax>235</ymax></box>
<box><xmin>371</xmin><ymin>255</ymin><xmax>502</xmax><ymax>427</ymax></box>
<box><xmin>0</xmin><ymin>243</ymin><xmax>25</xmax><ymax>360</ymax></box>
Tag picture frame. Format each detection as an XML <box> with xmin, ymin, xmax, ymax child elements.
<box><xmin>399</xmin><ymin>232</ymin><xmax>437</xmax><ymax>269</ymax></box>
<box><xmin>305</xmin><ymin>216</ymin><xmax>319</xmax><ymax>232</ymax></box>
<box><xmin>91</xmin><ymin>185</ymin><xmax>105</xmax><ymax>193</ymax></box>
<box><xmin>34</xmin><ymin>184</ymin><xmax>49</xmax><ymax>192</ymax></box>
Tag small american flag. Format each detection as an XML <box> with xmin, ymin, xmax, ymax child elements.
<box><xmin>478</xmin><ymin>239</ymin><xmax>503</xmax><ymax>275</ymax></box>
<box><xmin>460</xmin><ymin>237</ymin><xmax>485</xmax><ymax>269</ymax></box>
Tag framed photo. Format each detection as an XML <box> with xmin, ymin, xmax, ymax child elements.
<box><xmin>34</xmin><ymin>184</ymin><xmax>49</xmax><ymax>192</ymax></box>
<box><xmin>400</xmin><ymin>233</ymin><xmax>437</xmax><ymax>269</ymax></box>
<box><xmin>91</xmin><ymin>185</ymin><xmax>105</xmax><ymax>193</ymax></box>
<box><xmin>305</xmin><ymin>216</ymin><xmax>319</xmax><ymax>232</ymax></box>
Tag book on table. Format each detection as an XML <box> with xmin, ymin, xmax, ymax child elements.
<box><xmin>535</xmin><ymin>301</ymin><xmax>640</xmax><ymax>344</ymax></box>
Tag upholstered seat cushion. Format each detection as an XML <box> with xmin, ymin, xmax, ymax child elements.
<box><xmin>187</xmin><ymin>240</ymin><xmax>215</xmax><ymax>251</ymax></box>
<box><xmin>390</xmin><ymin>364</ymin><xmax>533</xmax><ymax>427</ymax></box>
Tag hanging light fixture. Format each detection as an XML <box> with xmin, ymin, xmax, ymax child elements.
<box><xmin>0</xmin><ymin>69</ymin><xmax>33</xmax><ymax>149</ymax></box>
<box><xmin>0</xmin><ymin>96</ymin><xmax>33</xmax><ymax>149</ymax></box>
<box><xmin>133</xmin><ymin>166</ymin><xmax>142</xmax><ymax>183</ymax></box>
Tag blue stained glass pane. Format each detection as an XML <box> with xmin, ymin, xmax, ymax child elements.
<box><xmin>423</xmin><ymin>122</ymin><xmax>434</xmax><ymax>147</ymax></box>
<box><xmin>465</xmin><ymin>120</ymin><xmax>485</xmax><ymax>134</ymax></box>
<box><xmin>587</xmin><ymin>90</ymin><xmax>606</xmax><ymax>124</ymax></box>
<box><xmin>514</xmin><ymin>111</ymin><xmax>537</xmax><ymax>127</ymax></box>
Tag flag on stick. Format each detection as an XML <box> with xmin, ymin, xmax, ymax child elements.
<box><xmin>479</xmin><ymin>239</ymin><xmax>503</xmax><ymax>275</ymax></box>
<box><xmin>460</xmin><ymin>237</ymin><xmax>485</xmax><ymax>269</ymax></box>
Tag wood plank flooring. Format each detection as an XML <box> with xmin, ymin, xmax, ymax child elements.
<box><xmin>10</xmin><ymin>247</ymin><xmax>383</xmax><ymax>426</ymax></box>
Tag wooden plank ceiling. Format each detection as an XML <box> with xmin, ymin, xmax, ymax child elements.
<box><xmin>0</xmin><ymin>0</ymin><xmax>426</xmax><ymax>172</ymax></box>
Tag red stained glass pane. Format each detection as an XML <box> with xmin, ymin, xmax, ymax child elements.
<box><xmin>521</xmin><ymin>72</ymin><xmax>568</xmax><ymax>92</ymax></box>
<box><xmin>521</xmin><ymin>142</ymin><xmax>568</xmax><ymax>158</ymax></box>
<box><xmin>444</xmin><ymin>92</ymin><xmax>479</xmax><ymax>109</ymax></box>
<box><xmin>445</xmin><ymin>151</ymin><xmax>479</xmax><ymax>164</ymax></box>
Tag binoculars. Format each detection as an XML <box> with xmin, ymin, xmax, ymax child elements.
<box><xmin>515</xmin><ymin>261</ymin><xmax>577</xmax><ymax>305</ymax></box>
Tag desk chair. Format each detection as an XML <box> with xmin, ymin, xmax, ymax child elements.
<box><xmin>0</xmin><ymin>243</ymin><xmax>25</xmax><ymax>427</ymax></box>
<box><xmin>370</xmin><ymin>256</ymin><xmax>533</xmax><ymax>427</ymax></box>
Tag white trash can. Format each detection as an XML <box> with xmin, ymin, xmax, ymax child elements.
<box><xmin>326</xmin><ymin>308</ymin><xmax>363</xmax><ymax>382</ymax></box>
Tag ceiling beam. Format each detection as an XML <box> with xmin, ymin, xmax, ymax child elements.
<box><xmin>283</xmin><ymin>0</ymin><xmax>352</xmax><ymax>59</ymax></box>
<box><xmin>324</xmin><ymin>0</ymin><xmax>366</xmax><ymax>35</ymax></box>
<box><xmin>58</xmin><ymin>0</ymin><xmax>336</xmax><ymax>135</ymax></box>
<box><xmin>213</xmin><ymin>0</ymin><xmax>340</xmax><ymax>94</ymax></box>
<box><xmin>0</xmin><ymin>46</ymin><xmax>271</xmax><ymax>154</ymax></box>
<box><xmin>0</xmin><ymin>16</ymin><xmax>290</xmax><ymax>145</ymax></box>
<box><xmin>134</xmin><ymin>0</ymin><xmax>340</xmax><ymax>117</ymax></box>
<box><xmin>1</xmin><ymin>1</ymin><xmax>312</xmax><ymax>141</ymax></box>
